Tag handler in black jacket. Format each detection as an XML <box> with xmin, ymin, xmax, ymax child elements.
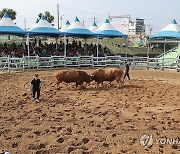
<box><xmin>124</xmin><ymin>61</ymin><xmax>130</xmax><ymax>80</ymax></box>
<box><xmin>30</xmin><ymin>74</ymin><xmax>41</xmax><ymax>102</ymax></box>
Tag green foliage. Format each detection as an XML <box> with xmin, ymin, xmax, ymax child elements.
<box><xmin>0</xmin><ymin>8</ymin><xmax>17</xmax><ymax>20</ymax></box>
<box><xmin>38</xmin><ymin>11</ymin><xmax>54</xmax><ymax>23</ymax></box>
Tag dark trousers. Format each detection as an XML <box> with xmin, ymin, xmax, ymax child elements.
<box><xmin>124</xmin><ymin>72</ymin><xmax>130</xmax><ymax>80</ymax></box>
<box><xmin>33</xmin><ymin>88</ymin><xmax>40</xmax><ymax>99</ymax></box>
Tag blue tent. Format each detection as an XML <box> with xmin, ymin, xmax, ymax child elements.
<box><xmin>29</xmin><ymin>18</ymin><xmax>39</xmax><ymax>31</ymax></box>
<box><xmin>28</xmin><ymin>16</ymin><xmax>62</xmax><ymax>36</ymax></box>
<box><xmin>95</xmin><ymin>19</ymin><xmax>127</xmax><ymax>38</ymax></box>
<box><xmin>0</xmin><ymin>13</ymin><xmax>26</xmax><ymax>36</ymax></box>
<box><xmin>89</xmin><ymin>22</ymin><xmax>98</xmax><ymax>32</ymax></box>
<box><xmin>150</xmin><ymin>19</ymin><xmax>180</xmax><ymax>39</ymax></box>
<box><xmin>64</xmin><ymin>17</ymin><xmax>94</xmax><ymax>37</ymax></box>
<box><xmin>60</xmin><ymin>20</ymin><xmax>70</xmax><ymax>32</ymax></box>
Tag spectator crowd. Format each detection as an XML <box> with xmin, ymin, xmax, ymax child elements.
<box><xmin>0</xmin><ymin>38</ymin><xmax>113</xmax><ymax>58</ymax></box>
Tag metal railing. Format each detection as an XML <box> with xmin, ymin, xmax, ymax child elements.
<box><xmin>0</xmin><ymin>55</ymin><xmax>179</xmax><ymax>72</ymax></box>
<box><xmin>157</xmin><ymin>46</ymin><xmax>179</xmax><ymax>58</ymax></box>
<box><xmin>177</xmin><ymin>59</ymin><xmax>180</xmax><ymax>72</ymax></box>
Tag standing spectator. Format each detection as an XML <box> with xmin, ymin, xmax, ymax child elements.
<box><xmin>151</xmin><ymin>45</ymin><xmax>154</xmax><ymax>51</ymax></box>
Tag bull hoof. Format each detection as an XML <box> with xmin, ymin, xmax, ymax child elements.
<box><xmin>80</xmin><ymin>86</ymin><xmax>86</xmax><ymax>89</ymax></box>
<box><xmin>117</xmin><ymin>85</ymin><xmax>123</xmax><ymax>89</ymax></box>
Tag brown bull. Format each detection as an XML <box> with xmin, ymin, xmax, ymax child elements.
<box><xmin>91</xmin><ymin>68</ymin><xmax>125</xmax><ymax>87</ymax></box>
<box><xmin>55</xmin><ymin>70</ymin><xmax>93</xmax><ymax>88</ymax></box>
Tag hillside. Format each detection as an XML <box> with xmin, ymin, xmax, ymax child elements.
<box><xmin>86</xmin><ymin>38</ymin><xmax>163</xmax><ymax>57</ymax></box>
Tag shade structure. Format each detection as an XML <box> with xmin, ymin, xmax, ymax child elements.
<box><xmin>28</xmin><ymin>16</ymin><xmax>62</xmax><ymax>36</ymax></box>
<box><xmin>60</xmin><ymin>20</ymin><xmax>70</xmax><ymax>32</ymax></box>
<box><xmin>64</xmin><ymin>17</ymin><xmax>94</xmax><ymax>37</ymax></box>
<box><xmin>150</xmin><ymin>19</ymin><xmax>180</xmax><ymax>39</ymax></box>
<box><xmin>95</xmin><ymin>19</ymin><xmax>127</xmax><ymax>38</ymax></box>
<box><xmin>89</xmin><ymin>22</ymin><xmax>98</xmax><ymax>32</ymax></box>
<box><xmin>0</xmin><ymin>13</ymin><xmax>26</xmax><ymax>36</ymax></box>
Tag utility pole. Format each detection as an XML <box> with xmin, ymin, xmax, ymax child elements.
<box><xmin>149</xmin><ymin>25</ymin><xmax>153</xmax><ymax>35</ymax></box>
<box><xmin>60</xmin><ymin>15</ymin><xmax>64</xmax><ymax>29</ymax></box>
<box><xmin>23</xmin><ymin>18</ymin><xmax>27</xmax><ymax>50</ymax></box>
<box><xmin>57</xmin><ymin>3</ymin><xmax>60</xmax><ymax>30</ymax></box>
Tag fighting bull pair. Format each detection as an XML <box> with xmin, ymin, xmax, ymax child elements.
<box><xmin>55</xmin><ymin>68</ymin><xmax>125</xmax><ymax>88</ymax></box>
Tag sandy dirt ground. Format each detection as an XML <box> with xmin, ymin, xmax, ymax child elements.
<box><xmin>0</xmin><ymin>69</ymin><xmax>179</xmax><ymax>154</ymax></box>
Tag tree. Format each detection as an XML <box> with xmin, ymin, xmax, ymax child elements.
<box><xmin>0</xmin><ymin>8</ymin><xmax>17</xmax><ymax>20</ymax></box>
<box><xmin>38</xmin><ymin>11</ymin><xmax>54</xmax><ymax>23</ymax></box>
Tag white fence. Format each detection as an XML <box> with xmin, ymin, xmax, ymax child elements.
<box><xmin>0</xmin><ymin>55</ymin><xmax>180</xmax><ymax>72</ymax></box>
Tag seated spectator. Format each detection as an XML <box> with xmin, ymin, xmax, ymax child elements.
<box><xmin>0</xmin><ymin>38</ymin><xmax>115</xmax><ymax>58</ymax></box>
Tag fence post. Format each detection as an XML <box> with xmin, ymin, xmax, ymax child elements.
<box><xmin>118</xmin><ymin>55</ymin><xmax>121</xmax><ymax>68</ymax></box>
<box><xmin>22</xmin><ymin>55</ymin><xmax>25</xmax><ymax>71</ymax></box>
<box><xmin>50</xmin><ymin>56</ymin><xmax>53</xmax><ymax>68</ymax></box>
<box><xmin>8</xmin><ymin>55</ymin><xmax>10</xmax><ymax>73</ymax></box>
<box><xmin>177</xmin><ymin>57</ymin><xmax>180</xmax><ymax>72</ymax></box>
<box><xmin>162</xmin><ymin>59</ymin><xmax>164</xmax><ymax>71</ymax></box>
<box><xmin>78</xmin><ymin>56</ymin><xmax>80</xmax><ymax>68</ymax></box>
<box><xmin>36</xmin><ymin>55</ymin><xmax>39</xmax><ymax>70</ymax></box>
<box><xmin>147</xmin><ymin>57</ymin><xmax>149</xmax><ymax>70</ymax></box>
<box><xmin>132</xmin><ymin>56</ymin><xmax>135</xmax><ymax>69</ymax></box>
<box><xmin>91</xmin><ymin>56</ymin><xmax>94</xmax><ymax>68</ymax></box>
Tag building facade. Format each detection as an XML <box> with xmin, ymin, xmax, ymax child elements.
<box><xmin>111</xmin><ymin>18</ymin><xmax>146</xmax><ymax>36</ymax></box>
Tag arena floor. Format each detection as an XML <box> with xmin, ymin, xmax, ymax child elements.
<box><xmin>0</xmin><ymin>69</ymin><xmax>180</xmax><ymax>154</ymax></box>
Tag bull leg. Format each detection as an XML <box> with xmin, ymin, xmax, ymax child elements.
<box><xmin>100</xmin><ymin>81</ymin><xmax>104</xmax><ymax>87</ymax></box>
<box><xmin>95</xmin><ymin>81</ymin><xmax>100</xmax><ymax>88</ymax></box>
<box><xmin>120</xmin><ymin>79</ymin><xmax>124</xmax><ymax>88</ymax></box>
<box><xmin>82</xmin><ymin>82</ymin><xmax>87</xmax><ymax>89</ymax></box>
<box><xmin>119</xmin><ymin>78</ymin><xmax>124</xmax><ymax>87</ymax></box>
<box><xmin>76</xmin><ymin>83</ymin><xmax>79</xmax><ymax>88</ymax></box>
<box><xmin>81</xmin><ymin>83</ymin><xmax>85</xmax><ymax>89</ymax></box>
<box><xmin>56</xmin><ymin>80</ymin><xmax>61</xmax><ymax>89</ymax></box>
<box><xmin>76</xmin><ymin>82</ymin><xmax>84</xmax><ymax>89</ymax></box>
<box><xmin>86</xmin><ymin>82</ymin><xmax>90</xmax><ymax>87</ymax></box>
<box><xmin>116</xmin><ymin>77</ymin><xmax>123</xmax><ymax>88</ymax></box>
<box><xmin>96</xmin><ymin>82</ymin><xmax>103</xmax><ymax>88</ymax></box>
<box><xmin>76</xmin><ymin>82</ymin><xmax>83</xmax><ymax>89</ymax></box>
<box><xmin>108</xmin><ymin>82</ymin><xmax>112</xmax><ymax>87</ymax></box>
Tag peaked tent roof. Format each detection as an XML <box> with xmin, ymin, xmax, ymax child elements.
<box><xmin>29</xmin><ymin>18</ymin><xmax>39</xmax><ymax>31</ymax></box>
<box><xmin>150</xmin><ymin>19</ymin><xmax>180</xmax><ymax>39</ymax></box>
<box><xmin>29</xmin><ymin>16</ymin><xmax>62</xmax><ymax>36</ymax></box>
<box><xmin>60</xmin><ymin>20</ymin><xmax>70</xmax><ymax>32</ymax></box>
<box><xmin>89</xmin><ymin>22</ymin><xmax>98</xmax><ymax>32</ymax></box>
<box><xmin>64</xmin><ymin>17</ymin><xmax>94</xmax><ymax>37</ymax></box>
<box><xmin>0</xmin><ymin>13</ymin><xmax>26</xmax><ymax>36</ymax></box>
<box><xmin>95</xmin><ymin>19</ymin><xmax>127</xmax><ymax>38</ymax></box>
